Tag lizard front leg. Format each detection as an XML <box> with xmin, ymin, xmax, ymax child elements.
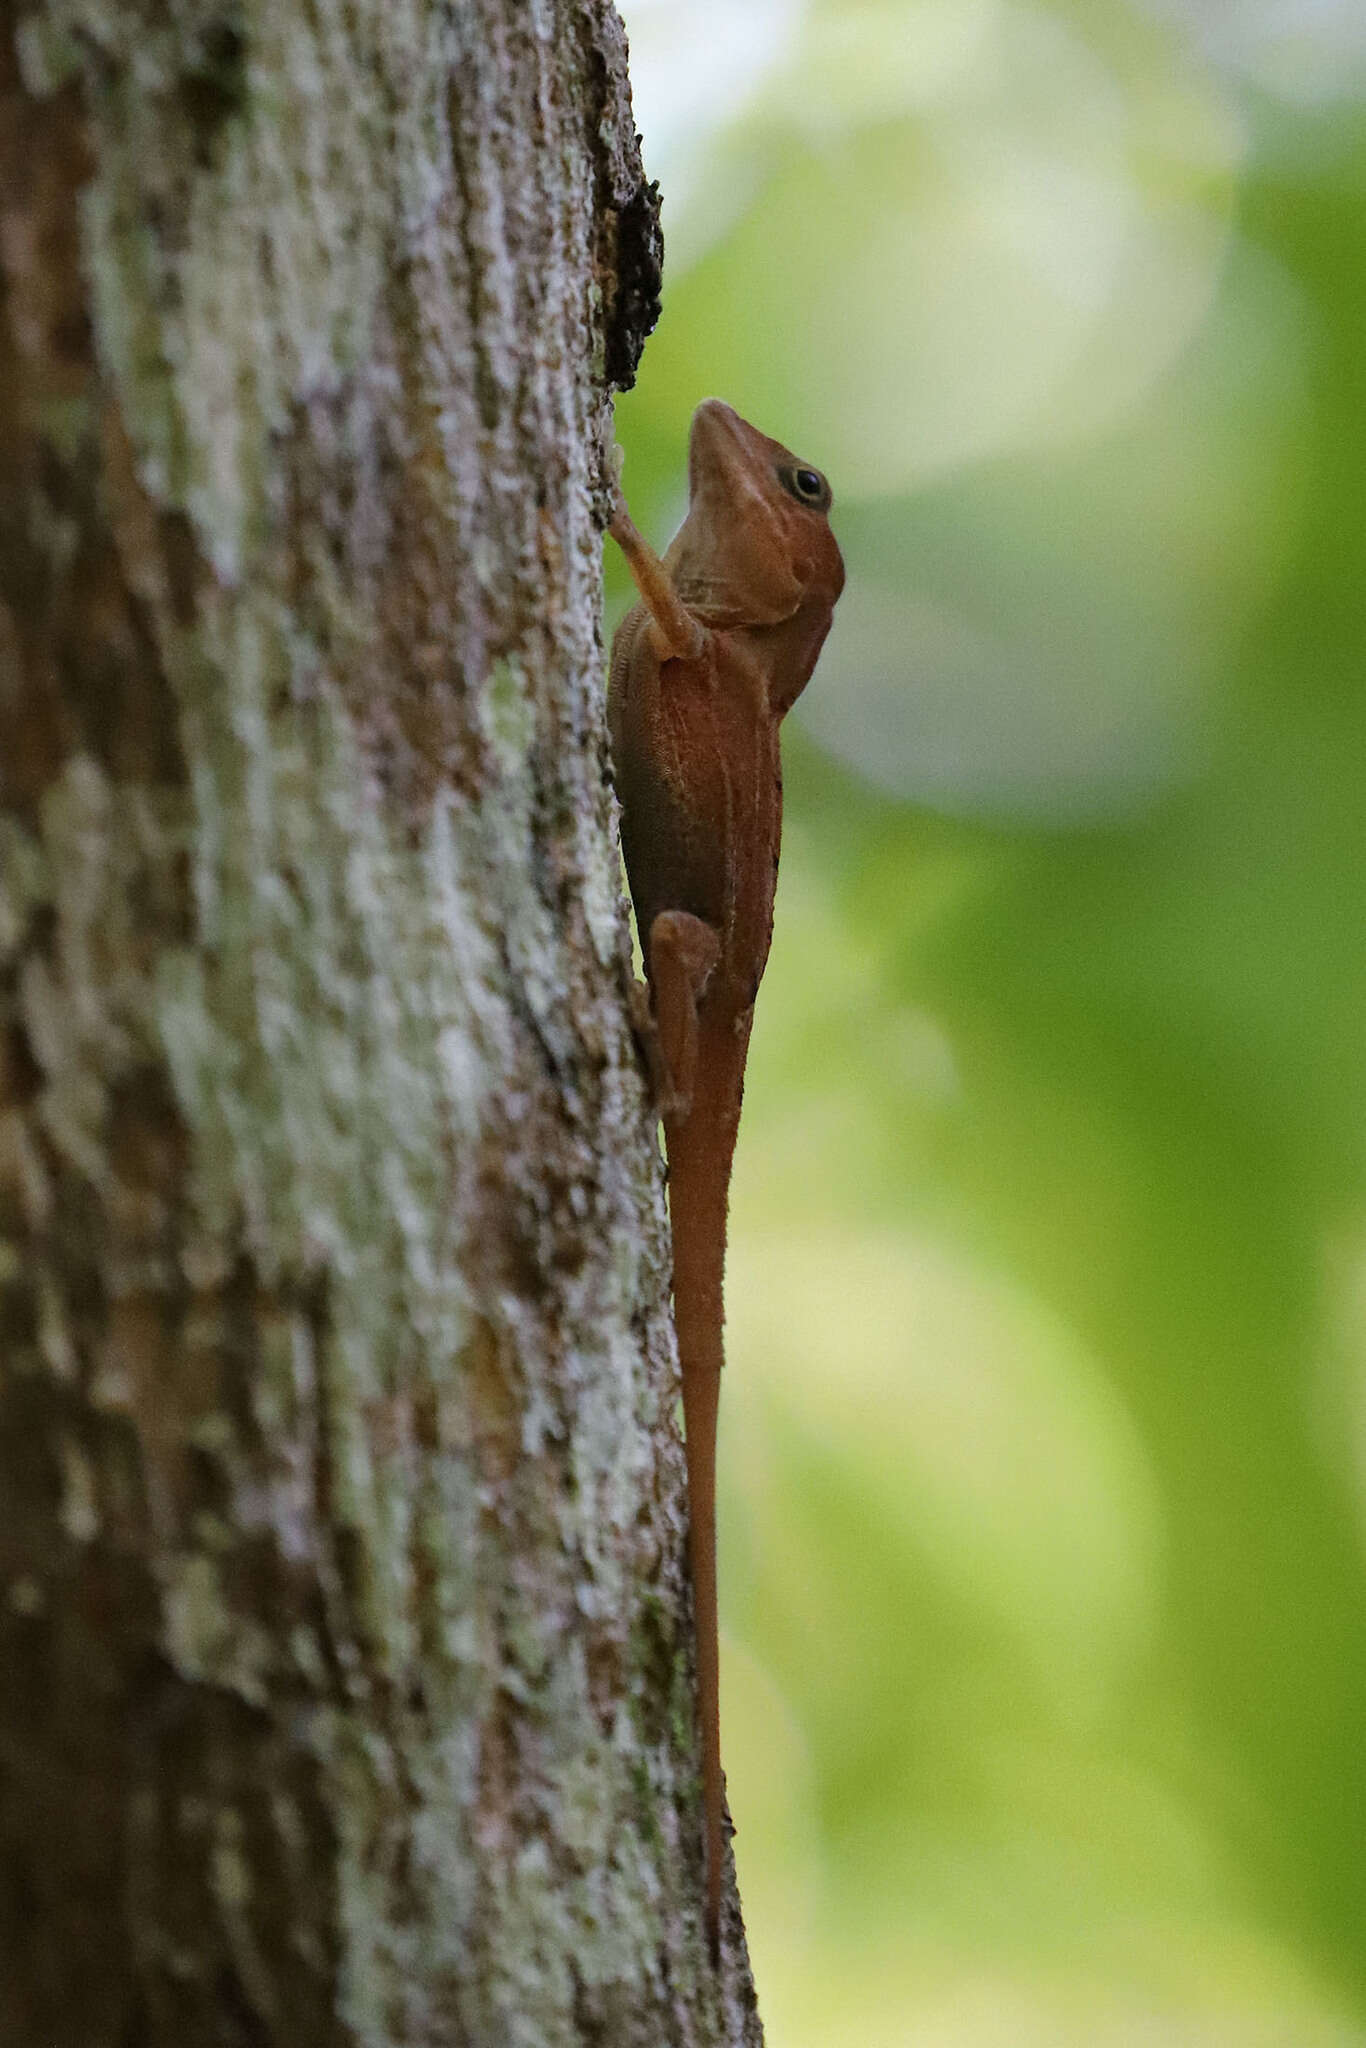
<box><xmin>610</xmin><ymin>498</ymin><xmax>707</xmax><ymax>662</ymax></box>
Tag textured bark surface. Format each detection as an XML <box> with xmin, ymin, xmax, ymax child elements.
<box><xmin>0</xmin><ymin>2</ymin><xmax>762</xmax><ymax>2040</ymax></box>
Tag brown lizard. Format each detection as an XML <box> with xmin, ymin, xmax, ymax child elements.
<box><xmin>607</xmin><ymin>399</ymin><xmax>845</xmax><ymax>1956</ymax></box>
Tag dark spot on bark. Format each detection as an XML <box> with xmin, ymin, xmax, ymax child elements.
<box><xmin>570</xmin><ymin>1960</ymin><xmax>611</xmax><ymax>2046</ymax></box>
<box><xmin>158</xmin><ymin>509</ymin><xmax>202</xmax><ymax>629</ymax></box>
<box><xmin>25</xmin><ymin>901</ymin><xmax>57</xmax><ymax>959</ymax></box>
<box><xmin>580</xmin><ymin>9</ymin><xmax>664</xmax><ymax>392</ymax></box>
<box><xmin>445</xmin><ymin>65</ymin><xmax>503</xmax><ymax>434</ymax></box>
<box><xmin>467</xmin><ymin>1316</ymin><xmax>521</xmax><ymax>1486</ymax></box>
<box><xmin>182</xmin><ymin>19</ymin><xmax>248</xmax><ymax>167</ymax></box>
<box><xmin>476</xmin><ymin>1684</ymin><xmax>517</xmax><ymax>1840</ymax></box>
<box><xmin>630</xmin><ymin>1588</ymin><xmax>684</xmax><ymax>1751</ymax></box>
<box><xmin>116</xmin><ymin>1661</ymin><xmax>338</xmax><ymax>2038</ymax></box>
<box><xmin>0</xmin><ymin>1018</ymin><xmax>43</xmax><ymax>1110</ymax></box>
<box><xmin>50</xmin><ymin>304</ymin><xmax>93</xmax><ymax>366</ymax></box>
<box><xmin>0</xmin><ymin>1270</ymin><xmax>38</xmax><ymax>1350</ymax></box>
<box><xmin>411</xmin><ymin>1374</ymin><xmax>439</xmax><ymax>1455</ymax></box>
<box><xmin>54</xmin><ymin>532</ymin><xmax>170</xmax><ymax>781</ymax></box>
<box><xmin>213</xmin><ymin>1958</ymin><xmax>270</xmax><ymax>2046</ymax></box>
<box><xmin>47</xmin><ymin>1175</ymin><xmax>106</xmax><ymax>1325</ymax></box>
<box><xmin>603</xmin><ymin>172</ymin><xmax>663</xmax><ymax>392</ymax></box>
<box><xmin>585</xmin><ymin>1631</ymin><xmax>624</xmax><ymax>1727</ymax></box>
<box><xmin>107</xmin><ymin>1065</ymin><xmax>189</xmax><ymax>1201</ymax></box>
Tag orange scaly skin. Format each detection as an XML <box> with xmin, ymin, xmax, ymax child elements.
<box><xmin>607</xmin><ymin>400</ymin><xmax>844</xmax><ymax>1958</ymax></box>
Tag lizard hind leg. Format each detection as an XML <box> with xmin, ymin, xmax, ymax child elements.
<box><xmin>645</xmin><ymin>910</ymin><xmax>721</xmax><ymax>1125</ymax></box>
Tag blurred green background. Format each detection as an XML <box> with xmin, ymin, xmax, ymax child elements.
<box><xmin>609</xmin><ymin>1</ymin><xmax>1366</xmax><ymax>2039</ymax></box>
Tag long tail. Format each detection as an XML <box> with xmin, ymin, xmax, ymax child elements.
<box><xmin>665</xmin><ymin>1075</ymin><xmax>739</xmax><ymax>1961</ymax></box>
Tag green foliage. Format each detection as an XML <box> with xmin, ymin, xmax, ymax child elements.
<box><xmin>615</xmin><ymin>1</ymin><xmax>1366</xmax><ymax>2036</ymax></box>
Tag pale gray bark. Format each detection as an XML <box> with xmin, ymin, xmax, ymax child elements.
<box><xmin>0</xmin><ymin>2</ymin><xmax>762</xmax><ymax>2040</ymax></box>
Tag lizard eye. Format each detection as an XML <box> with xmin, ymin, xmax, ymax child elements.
<box><xmin>778</xmin><ymin>464</ymin><xmax>831</xmax><ymax>511</ymax></box>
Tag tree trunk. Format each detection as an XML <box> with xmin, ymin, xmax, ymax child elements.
<box><xmin>0</xmin><ymin>3</ymin><xmax>762</xmax><ymax>2040</ymax></box>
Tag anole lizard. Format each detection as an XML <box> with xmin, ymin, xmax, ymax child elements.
<box><xmin>607</xmin><ymin>399</ymin><xmax>844</xmax><ymax>1955</ymax></box>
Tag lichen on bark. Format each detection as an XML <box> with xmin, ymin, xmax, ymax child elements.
<box><xmin>0</xmin><ymin>2</ymin><xmax>759</xmax><ymax>2041</ymax></box>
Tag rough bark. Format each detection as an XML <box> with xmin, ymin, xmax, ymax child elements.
<box><xmin>0</xmin><ymin>2</ymin><xmax>762</xmax><ymax>2040</ymax></box>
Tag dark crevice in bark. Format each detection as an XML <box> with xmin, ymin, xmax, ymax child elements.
<box><xmin>579</xmin><ymin>1</ymin><xmax>663</xmax><ymax>392</ymax></box>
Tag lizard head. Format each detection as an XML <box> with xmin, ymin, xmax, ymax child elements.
<box><xmin>666</xmin><ymin>398</ymin><xmax>846</xmax><ymax>629</ymax></box>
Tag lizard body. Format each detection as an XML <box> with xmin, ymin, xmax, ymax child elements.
<box><xmin>607</xmin><ymin>400</ymin><xmax>844</xmax><ymax>1955</ymax></box>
